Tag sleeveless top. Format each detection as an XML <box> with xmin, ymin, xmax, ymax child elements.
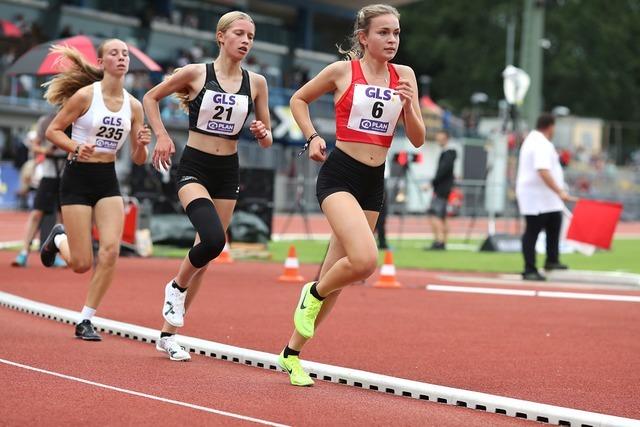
<box><xmin>71</xmin><ymin>81</ymin><xmax>132</xmax><ymax>153</ymax></box>
<box><xmin>335</xmin><ymin>60</ymin><xmax>402</xmax><ymax>148</ymax></box>
<box><xmin>189</xmin><ymin>63</ymin><xmax>253</xmax><ymax>139</ymax></box>
<box><xmin>36</xmin><ymin>112</ymin><xmax>67</xmax><ymax>178</ymax></box>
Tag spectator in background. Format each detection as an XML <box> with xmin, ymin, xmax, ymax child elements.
<box><xmin>426</xmin><ymin>129</ymin><xmax>456</xmax><ymax>250</ymax></box>
<box><xmin>183</xmin><ymin>13</ymin><xmax>199</xmax><ymax>29</ymax></box>
<box><xmin>59</xmin><ymin>25</ymin><xmax>74</xmax><ymax>38</ymax></box>
<box><xmin>292</xmin><ymin>65</ymin><xmax>310</xmax><ymax>88</ymax></box>
<box><xmin>12</xmin><ymin>112</ymin><xmax>67</xmax><ymax>268</ymax></box>
<box><xmin>154</xmin><ymin>0</ymin><xmax>174</xmax><ymax>22</ymax></box>
<box><xmin>244</xmin><ymin>55</ymin><xmax>260</xmax><ymax>73</ymax></box>
<box><xmin>13</xmin><ymin>14</ymin><xmax>28</xmax><ymax>34</ymax></box>
<box><xmin>0</xmin><ymin>48</ymin><xmax>16</xmax><ymax>95</ymax></box>
<box><xmin>175</xmin><ymin>49</ymin><xmax>191</xmax><ymax>67</ymax></box>
<box><xmin>516</xmin><ymin>113</ymin><xmax>575</xmax><ymax>281</ymax></box>
<box><xmin>14</xmin><ymin>129</ymin><xmax>37</xmax><ymax>210</ymax></box>
<box><xmin>375</xmin><ymin>166</ymin><xmax>391</xmax><ymax>250</ymax></box>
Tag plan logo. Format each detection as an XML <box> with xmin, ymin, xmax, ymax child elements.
<box><xmin>207</xmin><ymin>121</ymin><xmax>234</xmax><ymax>133</ymax></box>
<box><xmin>359</xmin><ymin>119</ymin><xmax>388</xmax><ymax>133</ymax></box>
<box><xmin>95</xmin><ymin>139</ymin><xmax>118</xmax><ymax>150</ymax></box>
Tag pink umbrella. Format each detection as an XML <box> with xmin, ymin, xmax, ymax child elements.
<box><xmin>0</xmin><ymin>19</ymin><xmax>22</xmax><ymax>38</ymax></box>
<box><xmin>7</xmin><ymin>35</ymin><xmax>162</xmax><ymax>75</ymax></box>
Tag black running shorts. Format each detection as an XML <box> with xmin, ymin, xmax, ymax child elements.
<box><xmin>59</xmin><ymin>161</ymin><xmax>121</xmax><ymax>206</ymax></box>
<box><xmin>176</xmin><ymin>145</ymin><xmax>240</xmax><ymax>200</ymax></box>
<box><xmin>33</xmin><ymin>177</ymin><xmax>61</xmax><ymax>213</ymax></box>
<box><xmin>316</xmin><ymin>147</ymin><xmax>385</xmax><ymax>212</ymax></box>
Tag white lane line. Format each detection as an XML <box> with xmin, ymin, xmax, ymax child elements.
<box><xmin>426</xmin><ymin>285</ymin><xmax>640</xmax><ymax>303</ymax></box>
<box><xmin>4</xmin><ymin>292</ymin><xmax>640</xmax><ymax>427</ymax></box>
<box><xmin>436</xmin><ymin>274</ymin><xmax>636</xmax><ymax>291</ymax></box>
<box><xmin>0</xmin><ymin>358</ymin><xmax>289</xmax><ymax>427</ymax></box>
<box><xmin>537</xmin><ymin>291</ymin><xmax>640</xmax><ymax>303</ymax></box>
<box><xmin>426</xmin><ymin>285</ymin><xmax>536</xmax><ymax>297</ymax></box>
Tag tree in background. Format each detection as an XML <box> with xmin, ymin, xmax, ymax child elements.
<box><xmin>398</xmin><ymin>0</ymin><xmax>640</xmax><ymax>123</ymax></box>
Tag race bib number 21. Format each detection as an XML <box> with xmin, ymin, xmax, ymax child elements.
<box><xmin>197</xmin><ymin>90</ymin><xmax>249</xmax><ymax>136</ymax></box>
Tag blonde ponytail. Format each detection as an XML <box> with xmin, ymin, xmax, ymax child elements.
<box><xmin>42</xmin><ymin>45</ymin><xmax>103</xmax><ymax>106</ymax></box>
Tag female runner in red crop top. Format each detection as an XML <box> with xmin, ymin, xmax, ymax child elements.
<box><xmin>278</xmin><ymin>4</ymin><xmax>425</xmax><ymax>386</ymax></box>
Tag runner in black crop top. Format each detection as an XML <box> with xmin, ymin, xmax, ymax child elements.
<box><xmin>142</xmin><ymin>11</ymin><xmax>273</xmax><ymax>362</ymax></box>
<box><xmin>188</xmin><ymin>63</ymin><xmax>253</xmax><ymax>140</ymax></box>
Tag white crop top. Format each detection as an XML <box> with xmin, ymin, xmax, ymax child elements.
<box><xmin>72</xmin><ymin>81</ymin><xmax>132</xmax><ymax>153</ymax></box>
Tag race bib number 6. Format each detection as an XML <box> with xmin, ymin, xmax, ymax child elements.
<box><xmin>347</xmin><ymin>84</ymin><xmax>403</xmax><ymax>136</ymax></box>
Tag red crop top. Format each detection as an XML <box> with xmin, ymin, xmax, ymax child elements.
<box><xmin>335</xmin><ymin>60</ymin><xmax>402</xmax><ymax>148</ymax></box>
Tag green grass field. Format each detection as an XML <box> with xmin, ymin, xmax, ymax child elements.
<box><xmin>154</xmin><ymin>238</ymin><xmax>640</xmax><ymax>274</ymax></box>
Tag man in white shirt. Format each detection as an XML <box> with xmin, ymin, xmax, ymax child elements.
<box><xmin>516</xmin><ymin>113</ymin><xmax>574</xmax><ymax>281</ymax></box>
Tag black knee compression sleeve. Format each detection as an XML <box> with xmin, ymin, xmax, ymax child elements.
<box><xmin>185</xmin><ymin>198</ymin><xmax>226</xmax><ymax>268</ymax></box>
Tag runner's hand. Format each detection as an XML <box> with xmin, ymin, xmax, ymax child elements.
<box><xmin>395</xmin><ymin>78</ymin><xmax>414</xmax><ymax>108</ymax></box>
<box><xmin>152</xmin><ymin>134</ymin><xmax>175</xmax><ymax>171</ymax></box>
<box><xmin>250</xmin><ymin>120</ymin><xmax>268</xmax><ymax>140</ymax></box>
<box><xmin>137</xmin><ymin>124</ymin><xmax>152</xmax><ymax>147</ymax></box>
<box><xmin>78</xmin><ymin>143</ymin><xmax>95</xmax><ymax>161</ymax></box>
<box><xmin>309</xmin><ymin>136</ymin><xmax>327</xmax><ymax>162</ymax></box>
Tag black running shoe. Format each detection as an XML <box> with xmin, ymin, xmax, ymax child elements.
<box><xmin>424</xmin><ymin>241</ymin><xmax>446</xmax><ymax>251</ymax></box>
<box><xmin>522</xmin><ymin>271</ymin><xmax>546</xmax><ymax>281</ymax></box>
<box><xmin>40</xmin><ymin>224</ymin><xmax>65</xmax><ymax>267</ymax></box>
<box><xmin>544</xmin><ymin>262</ymin><xmax>569</xmax><ymax>271</ymax></box>
<box><xmin>75</xmin><ymin>319</ymin><xmax>102</xmax><ymax>341</ymax></box>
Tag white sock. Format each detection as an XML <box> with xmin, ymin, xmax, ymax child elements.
<box><xmin>80</xmin><ymin>306</ymin><xmax>96</xmax><ymax>321</ymax></box>
<box><xmin>54</xmin><ymin>233</ymin><xmax>67</xmax><ymax>249</ymax></box>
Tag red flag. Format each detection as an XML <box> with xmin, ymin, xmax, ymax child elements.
<box><xmin>566</xmin><ymin>199</ymin><xmax>623</xmax><ymax>249</ymax></box>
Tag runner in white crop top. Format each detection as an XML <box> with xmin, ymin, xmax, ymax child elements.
<box><xmin>41</xmin><ymin>38</ymin><xmax>151</xmax><ymax>342</ymax></box>
<box><xmin>71</xmin><ymin>81</ymin><xmax>132</xmax><ymax>154</ymax></box>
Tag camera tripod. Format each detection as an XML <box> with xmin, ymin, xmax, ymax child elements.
<box><xmin>280</xmin><ymin>152</ymin><xmax>312</xmax><ymax>239</ymax></box>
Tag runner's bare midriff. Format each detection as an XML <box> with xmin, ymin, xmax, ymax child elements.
<box><xmin>187</xmin><ymin>130</ymin><xmax>239</xmax><ymax>156</ymax></box>
<box><xmin>336</xmin><ymin>140</ymin><xmax>388</xmax><ymax>167</ymax></box>
<box><xmin>73</xmin><ymin>151</ymin><xmax>117</xmax><ymax>163</ymax></box>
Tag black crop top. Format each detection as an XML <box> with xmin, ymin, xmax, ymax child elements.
<box><xmin>188</xmin><ymin>63</ymin><xmax>253</xmax><ymax>140</ymax></box>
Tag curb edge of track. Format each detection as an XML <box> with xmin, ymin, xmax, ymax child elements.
<box><xmin>1</xmin><ymin>291</ymin><xmax>639</xmax><ymax>427</ymax></box>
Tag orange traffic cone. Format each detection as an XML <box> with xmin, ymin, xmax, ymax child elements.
<box><xmin>374</xmin><ymin>250</ymin><xmax>402</xmax><ymax>288</ymax></box>
<box><xmin>278</xmin><ymin>245</ymin><xmax>305</xmax><ymax>282</ymax></box>
<box><xmin>214</xmin><ymin>241</ymin><xmax>234</xmax><ymax>264</ymax></box>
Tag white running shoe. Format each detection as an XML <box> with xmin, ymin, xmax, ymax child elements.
<box><xmin>163</xmin><ymin>281</ymin><xmax>186</xmax><ymax>327</ymax></box>
<box><xmin>156</xmin><ymin>336</ymin><xmax>191</xmax><ymax>361</ymax></box>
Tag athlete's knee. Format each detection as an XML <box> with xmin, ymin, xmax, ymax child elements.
<box><xmin>200</xmin><ymin>233</ymin><xmax>226</xmax><ymax>257</ymax></box>
<box><xmin>349</xmin><ymin>254</ymin><xmax>378</xmax><ymax>278</ymax></box>
<box><xmin>70</xmin><ymin>257</ymin><xmax>92</xmax><ymax>273</ymax></box>
<box><xmin>185</xmin><ymin>198</ymin><xmax>226</xmax><ymax>268</ymax></box>
<box><xmin>98</xmin><ymin>243</ymin><xmax>119</xmax><ymax>266</ymax></box>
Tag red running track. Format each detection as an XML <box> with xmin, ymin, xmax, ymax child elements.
<box><xmin>0</xmin><ymin>308</ymin><xmax>526</xmax><ymax>426</ymax></box>
<box><xmin>0</xmin><ymin>251</ymin><xmax>639</xmax><ymax>424</ymax></box>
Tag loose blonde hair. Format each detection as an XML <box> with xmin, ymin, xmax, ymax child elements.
<box><xmin>170</xmin><ymin>12</ymin><xmax>255</xmax><ymax>112</ymax></box>
<box><xmin>168</xmin><ymin>67</ymin><xmax>190</xmax><ymax>113</ymax></box>
<box><xmin>43</xmin><ymin>38</ymin><xmax>122</xmax><ymax>106</ymax></box>
<box><xmin>338</xmin><ymin>4</ymin><xmax>400</xmax><ymax>60</ymax></box>
<box><xmin>216</xmin><ymin>11</ymin><xmax>254</xmax><ymax>47</ymax></box>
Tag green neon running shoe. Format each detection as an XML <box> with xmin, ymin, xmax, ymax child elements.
<box><xmin>294</xmin><ymin>282</ymin><xmax>324</xmax><ymax>339</ymax></box>
<box><xmin>278</xmin><ymin>351</ymin><xmax>314</xmax><ymax>387</ymax></box>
